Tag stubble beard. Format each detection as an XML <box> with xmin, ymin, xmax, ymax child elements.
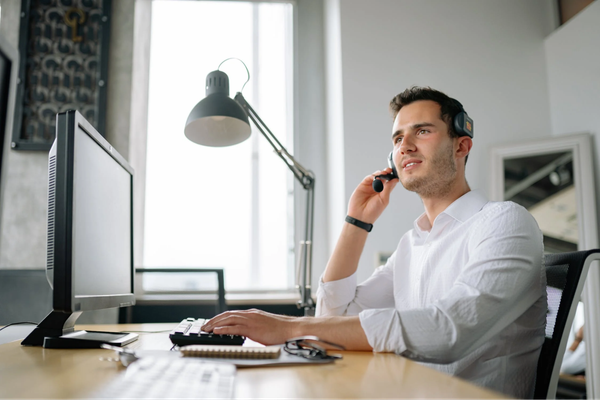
<box><xmin>399</xmin><ymin>141</ymin><xmax>457</xmax><ymax>198</ymax></box>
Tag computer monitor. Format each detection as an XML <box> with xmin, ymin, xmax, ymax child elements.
<box><xmin>0</xmin><ymin>33</ymin><xmax>19</xmax><ymax>225</ymax></box>
<box><xmin>22</xmin><ymin>110</ymin><xmax>138</xmax><ymax>348</ymax></box>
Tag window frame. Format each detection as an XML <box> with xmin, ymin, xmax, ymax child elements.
<box><xmin>137</xmin><ymin>0</ymin><xmax>301</xmax><ymax>300</ymax></box>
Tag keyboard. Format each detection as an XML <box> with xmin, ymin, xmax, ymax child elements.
<box><xmin>95</xmin><ymin>356</ymin><xmax>236</xmax><ymax>399</ymax></box>
<box><xmin>169</xmin><ymin>318</ymin><xmax>245</xmax><ymax>346</ymax></box>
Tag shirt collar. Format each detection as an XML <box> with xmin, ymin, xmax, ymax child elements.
<box><xmin>413</xmin><ymin>190</ymin><xmax>489</xmax><ymax>234</ymax></box>
<box><xmin>443</xmin><ymin>189</ymin><xmax>489</xmax><ymax>223</ymax></box>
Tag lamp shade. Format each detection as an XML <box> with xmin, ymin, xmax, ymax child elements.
<box><xmin>184</xmin><ymin>70</ymin><xmax>251</xmax><ymax>147</ymax></box>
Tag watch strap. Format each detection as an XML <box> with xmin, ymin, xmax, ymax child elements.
<box><xmin>345</xmin><ymin>215</ymin><xmax>373</xmax><ymax>232</ymax></box>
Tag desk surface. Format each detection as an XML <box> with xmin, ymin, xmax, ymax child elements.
<box><xmin>0</xmin><ymin>323</ymin><xmax>506</xmax><ymax>399</ymax></box>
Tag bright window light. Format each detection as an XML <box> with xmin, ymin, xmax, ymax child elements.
<box><xmin>144</xmin><ymin>0</ymin><xmax>294</xmax><ymax>292</ymax></box>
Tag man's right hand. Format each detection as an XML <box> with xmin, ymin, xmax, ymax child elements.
<box><xmin>347</xmin><ymin>167</ymin><xmax>399</xmax><ymax>224</ymax></box>
<box><xmin>322</xmin><ymin>167</ymin><xmax>398</xmax><ymax>283</ymax></box>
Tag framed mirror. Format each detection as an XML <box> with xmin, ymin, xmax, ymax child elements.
<box><xmin>490</xmin><ymin>132</ymin><xmax>600</xmax><ymax>398</ymax></box>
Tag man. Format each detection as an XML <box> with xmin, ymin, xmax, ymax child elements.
<box><xmin>202</xmin><ymin>87</ymin><xmax>547</xmax><ymax>398</ymax></box>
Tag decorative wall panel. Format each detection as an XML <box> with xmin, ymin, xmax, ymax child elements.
<box><xmin>12</xmin><ymin>0</ymin><xmax>111</xmax><ymax>151</ymax></box>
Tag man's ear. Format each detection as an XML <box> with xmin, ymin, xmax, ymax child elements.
<box><xmin>456</xmin><ymin>136</ymin><xmax>473</xmax><ymax>159</ymax></box>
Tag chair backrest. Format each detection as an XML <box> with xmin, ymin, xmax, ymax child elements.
<box><xmin>134</xmin><ymin>268</ymin><xmax>226</xmax><ymax>312</ymax></box>
<box><xmin>534</xmin><ymin>249</ymin><xmax>600</xmax><ymax>399</ymax></box>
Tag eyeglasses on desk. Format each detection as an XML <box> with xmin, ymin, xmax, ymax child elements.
<box><xmin>284</xmin><ymin>336</ymin><xmax>345</xmax><ymax>360</ymax></box>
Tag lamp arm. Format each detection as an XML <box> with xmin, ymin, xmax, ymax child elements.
<box><xmin>234</xmin><ymin>93</ymin><xmax>314</xmax><ymax>190</ymax></box>
<box><xmin>301</xmin><ymin>180</ymin><xmax>316</xmax><ymax>315</ymax></box>
<box><xmin>233</xmin><ymin>92</ymin><xmax>315</xmax><ymax>315</ymax></box>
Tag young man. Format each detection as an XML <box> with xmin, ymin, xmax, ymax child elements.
<box><xmin>202</xmin><ymin>87</ymin><xmax>547</xmax><ymax>398</ymax></box>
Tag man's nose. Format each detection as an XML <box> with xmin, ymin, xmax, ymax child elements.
<box><xmin>400</xmin><ymin>135</ymin><xmax>416</xmax><ymax>154</ymax></box>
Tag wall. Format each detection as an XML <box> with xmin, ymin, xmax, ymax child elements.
<box><xmin>544</xmin><ymin>2</ymin><xmax>600</xmax><ymax>395</ymax></box>
<box><xmin>0</xmin><ymin>0</ymin><xmax>48</xmax><ymax>268</ymax></box>
<box><xmin>0</xmin><ymin>0</ymin><xmax>150</xmax><ymax>270</ymax></box>
<box><xmin>323</xmin><ymin>0</ymin><xmax>346</xmax><ymax>261</ymax></box>
<box><xmin>295</xmin><ymin>0</ymin><xmax>330</xmax><ymax>292</ymax></box>
<box><xmin>545</xmin><ymin>1</ymin><xmax>600</xmax><ymax>188</ymax></box>
<box><xmin>320</xmin><ymin>0</ymin><xmax>557</xmax><ymax>284</ymax></box>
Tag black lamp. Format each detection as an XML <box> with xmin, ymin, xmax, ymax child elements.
<box><xmin>185</xmin><ymin>70</ymin><xmax>251</xmax><ymax>147</ymax></box>
<box><xmin>184</xmin><ymin>60</ymin><xmax>316</xmax><ymax>316</ymax></box>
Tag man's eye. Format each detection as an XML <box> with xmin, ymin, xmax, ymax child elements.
<box><xmin>395</xmin><ymin>137</ymin><xmax>403</xmax><ymax>144</ymax></box>
<box><xmin>417</xmin><ymin>129</ymin><xmax>428</xmax><ymax>135</ymax></box>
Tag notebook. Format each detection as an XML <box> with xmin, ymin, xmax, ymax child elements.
<box><xmin>178</xmin><ymin>344</ymin><xmax>338</xmax><ymax>368</ymax></box>
<box><xmin>181</xmin><ymin>345</ymin><xmax>280</xmax><ymax>359</ymax></box>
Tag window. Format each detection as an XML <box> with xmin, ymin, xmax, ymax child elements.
<box><xmin>144</xmin><ymin>0</ymin><xmax>294</xmax><ymax>292</ymax></box>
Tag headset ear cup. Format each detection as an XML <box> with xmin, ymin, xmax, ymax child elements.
<box><xmin>453</xmin><ymin>111</ymin><xmax>474</xmax><ymax>138</ymax></box>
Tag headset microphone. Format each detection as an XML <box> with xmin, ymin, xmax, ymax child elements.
<box><xmin>372</xmin><ymin>152</ymin><xmax>398</xmax><ymax>193</ymax></box>
<box><xmin>372</xmin><ymin>173</ymin><xmax>395</xmax><ymax>192</ymax></box>
<box><xmin>372</xmin><ymin>178</ymin><xmax>383</xmax><ymax>193</ymax></box>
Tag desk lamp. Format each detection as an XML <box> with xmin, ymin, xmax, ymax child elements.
<box><xmin>184</xmin><ymin>59</ymin><xmax>315</xmax><ymax>316</ymax></box>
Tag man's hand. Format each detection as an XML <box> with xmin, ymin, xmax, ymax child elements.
<box><xmin>569</xmin><ymin>325</ymin><xmax>585</xmax><ymax>352</ymax></box>
<box><xmin>322</xmin><ymin>168</ymin><xmax>398</xmax><ymax>283</ymax></box>
<box><xmin>201</xmin><ymin>310</ymin><xmax>372</xmax><ymax>350</ymax></box>
<box><xmin>201</xmin><ymin>309</ymin><xmax>298</xmax><ymax>345</ymax></box>
<box><xmin>348</xmin><ymin>167</ymin><xmax>398</xmax><ymax>224</ymax></box>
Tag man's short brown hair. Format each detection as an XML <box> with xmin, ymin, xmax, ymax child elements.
<box><xmin>390</xmin><ymin>86</ymin><xmax>470</xmax><ymax>164</ymax></box>
<box><xmin>389</xmin><ymin>86</ymin><xmax>465</xmax><ymax>139</ymax></box>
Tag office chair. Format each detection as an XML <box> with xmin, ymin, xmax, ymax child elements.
<box><xmin>534</xmin><ymin>249</ymin><xmax>600</xmax><ymax>399</ymax></box>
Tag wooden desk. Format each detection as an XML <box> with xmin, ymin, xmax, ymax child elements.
<box><xmin>0</xmin><ymin>323</ymin><xmax>506</xmax><ymax>398</ymax></box>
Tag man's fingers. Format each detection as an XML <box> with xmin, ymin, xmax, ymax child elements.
<box><xmin>202</xmin><ymin>313</ymin><xmax>232</xmax><ymax>331</ymax></box>
<box><xmin>213</xmin><ymin>325</ymin><xmax>246</xmax><ymax>336</ymax></box>
<box><xmin>203</xmin><ymin>313</ymin><xmax>252</xmax><ymax>332</ymax></box>
<box><xmin>201</xmin><ymin>312</ymin><xmax>232</xmax><ymax>330</ymax></box>
<box><xmin>202</xmin><ymin>309</ymin><xmax>267</xmax><ymax>331</ymax></box>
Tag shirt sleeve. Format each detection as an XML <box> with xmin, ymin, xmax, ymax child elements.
<box><xmin>561</xmin><ymin>342</ymin><xmax>586</xmax><ymax>374</ymax></box>
<box><xmin>359</xmin><ymin>203</ymin><xmax>545</xmax><ymax>363</ymax></box>
<box><xmin>315</xmin><ymin>251</ymin><xmax>396</xmax><ymax>317</ymax></box>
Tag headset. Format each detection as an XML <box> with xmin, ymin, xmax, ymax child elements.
<box><xmin>451</xmin><ymin>99</ymin><xmax>474</xmax><ymax>139</ymax></box>
<box><xmin>372</xmin><ymin>99</ymin><xmax>473</xmax><ymax>192</ymax></box>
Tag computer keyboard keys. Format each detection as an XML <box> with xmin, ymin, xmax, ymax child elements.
<box><xmin>169</xmin><ymin>318</ymin><xmax>245</xmax><ymax>346</ymax></box>
<box><xmin>94</xmin><ymin>357</ymin><xmax>236</xmax><ymax>398</ymax></box>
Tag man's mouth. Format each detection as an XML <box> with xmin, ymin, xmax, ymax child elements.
<box><xmin>402</xmin><ymin>159</ymin><xmax>422</xmax><ymax>170</ymax></box>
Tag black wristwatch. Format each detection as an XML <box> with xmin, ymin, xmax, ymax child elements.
<box><xmin>345</xmin><ymin>215</ymin><xmax>373</xmax><ymax>232</ymax></box>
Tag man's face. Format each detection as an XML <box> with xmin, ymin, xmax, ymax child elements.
<box><xmin>391</xmin><ymin>100</ymin><xmax>458</xmax><ymax>198</ymax></box>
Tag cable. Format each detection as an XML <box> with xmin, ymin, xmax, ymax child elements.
<box><xmin>218</xmin><ymin>58</ymin><xmax>251</xmax><ymax>93</ymax></box>
<box><xmin>0</xmin><ymin>321</ymin><xmax>38</xmax><ymax>333</ymax></box>
<box><xmin>121</xmin><ymin>329</ymin><xmax>172</xmax><ymax>334</ymax></box>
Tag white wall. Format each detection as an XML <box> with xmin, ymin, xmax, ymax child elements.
<box><xmin>295</xmin><ymin>0</ymin><xmax>330</xmax><ymax>294</ymax></box>
<box><xmin>320</xmin><ymin>0</ymin><xmax>557</xmax><ymax>284</ymax></box>
<box><xmin>544</xmin><ymin>2</ymin><xmax>600</xmax><ymax>396</ymax></box>
<box><xmin>545</xmin><ymin>1</ymin><xmax>600</xmax><ymax>192</ymax></box>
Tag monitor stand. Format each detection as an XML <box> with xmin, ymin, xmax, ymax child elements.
<box><xmin>21</xmin><ymin>311</ymin><xmax>138</xmax><ymax>348</ymax></box>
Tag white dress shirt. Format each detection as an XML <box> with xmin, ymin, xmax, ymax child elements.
<box><xmin>561</xmin><ymin>341</ymin><xmax>586</xmax><ymax>375</ymax></box>
<box><xmin>316</xmin><ymin>190</ymin><xmax>547</xmax><ymax>398</ymax></box>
